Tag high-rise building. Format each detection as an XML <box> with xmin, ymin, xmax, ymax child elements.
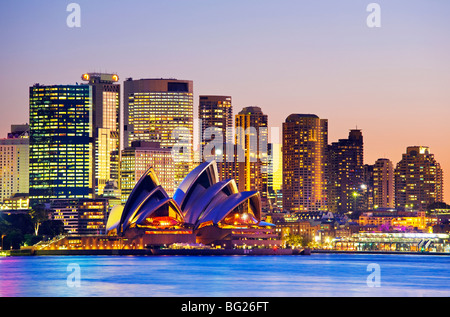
<box><xmin>29</xmin><ymin>84</ymin><xmax>93</xmax><ymax>207</ymax></box>
<box><xmin>120</xmin><ymin>141</ymin><xmax>175</xmax><ymax>203</ymax></box>
<box><xmin>81</xmin><ymin>73</ymin><xmax>120</xmax><ymax>196</ymax></box>
<box><xmin>282</xmin><ymin>114</ymin><xmax>328</xmax><ymax>213</ymax></box>
<box><xmin>123</xmin><ymin>78</ymin><xmax>194</xmax><ymax>187</ymax></box>
<box><xmin>198</xmin><ymin>95</ymin><xmax>233</xmax><ymax>181</ymax></box>
<box><xmin>268</xmin><ymin>142</ymin><xmax>283</xmax><ymax>211</ymax></box>
<box><xmin>328</xmin><ymin>129</ymin><xmax>364</xmax><ymax>214</ymax></box>
<box><xmin>373</xmin><ymin>158</ymin><xmax>394</xmax><ymax>209</ymax></box>
<box><xmin>235</xmin><ymin>106</ymin><xmax>269</xmax><ymax>209</ymax></box>
<box><xmin>395</xmin><ymin>146</ymin><xmax>444</xmax><ymax>211</ymax></box>
<box><xmin>0</xmin><ymin>125</ymin><xmax>29</xmax><ymax>202</ymax></box>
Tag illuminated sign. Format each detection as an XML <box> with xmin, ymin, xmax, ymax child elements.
<box><xmin>81</xmin><ymin>73</ymin><xmax>119</xmax><ymax>82</ymax></box>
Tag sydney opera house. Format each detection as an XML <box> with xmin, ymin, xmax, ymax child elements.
<box><xmin>103</xmin><ymin>160</ymin><xmax>280</xmax><ymax>249</ymax></box>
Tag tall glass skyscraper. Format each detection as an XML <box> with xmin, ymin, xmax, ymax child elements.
<box><xmin>123</xmin><ymin>78</ymin><xmax>194</xmax><ymax>189</ymax></box>
<box><xmin>235</xmin><ymin>106</ymin><xmax>269</xmax><ymax>209</ymax></box>
<box><xmin>29</xmin><ymin>84</ymin><xmax>93</xmax><ymax>207</ymax></box>
<box><xmin>198</xmin><ymin>95</ymin><xmax>233</xmax><ymax>181</ymax></box>
<box><xmin>81</xmin><ymin>73</ymin><xmax>120</xmax><ymax>196</ymax></box>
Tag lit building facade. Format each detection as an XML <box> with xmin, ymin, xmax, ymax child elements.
<box><xmin>198</xmin><ymin>95</ymin><xmax>233</xmax><ymax>181</ymax></box>
<box><xmin>282</xmin><ymin>114</ymin><xmax>328</xmax><ymax>213</ymax></box>
<box><xmin>235</xmin><ymin>107</ymin><xmax>269</xmax><ymax>209</ymax></box>
<box><xmin>29</xmin><ymin>84</ymin><xmax>93</xmax><ymax>207</ymax></box>
<box><xmin>328</xmin><ymin>129</ymin><xmax>364</xmax><ymax>214</ymax></box>
<box><xmin>373</xmin><ymin>158</ymin><xmax>395</xmax><ymax>209</ymax></box>
<box><xmin>268</xmin><ymin>143</ymin><xmax>283</xmax><ymax>211</ymax></box>
<box><xmin>81</xmin><ymin>73</ymin><xmax>120</xmax><ymax>196</ymax></box>
<box><xmin>120</xmin><ymin>141</ymin><xmax>175</xmax><ymax>203</ymax></box>
<box><xmin>123</xmin><ymin>78</ymin><xmax>194</xmax><ymax>187</ymax></box>
<box><xmin>395</xmin><ymin>146</ymin><xmax>444</xmax><ymax>211</ymax></box>
<box><xmin>0</xmin><ymin>125</ymin><xmax>29</xmax><ymax>202</ymax></box>
<box><xmin>50</xmin><ymin>198</ymin><xmax>109</xmax><ymax>235</ymax></box>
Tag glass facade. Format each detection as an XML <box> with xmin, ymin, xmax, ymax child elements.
<box><xmin>124</xmin><ymin>79</ymin><xmax>194</xmax><ymax>188</ymax></box>
<box><xmin>29</xmin><ymin>84</ymin><xmax>93</xmax><ymax>207</ymax></box>
<box><xmin>83</xmin><ymin>73</ymin><xmax>121</xmax><ymax>197</ymax></box>
<box><xmin>235</xmin><ymin>107</ymin><xmax>269</xmax><ymax>209</ymax></box>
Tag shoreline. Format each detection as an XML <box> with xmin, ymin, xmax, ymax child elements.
<box><xmin>2</xmin><ymin>248</ymin><xmax>449</xmax><ymax>257</ymax></box>
<box><xmin>311</xmin><ymin>249</ymin><xmax>450</xmax><ymax>256</ymax></box>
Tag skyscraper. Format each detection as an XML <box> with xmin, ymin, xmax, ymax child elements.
<box><xmin>268</xmin><ymin>142</ymin><xmax>283</xmax><ymax>210</ymax></box>
<box><xmin>328</xmin><ymin>129</ymin><xmax>364</xmax><ymax>214</ymax></box>
<box><xmin>123</xmin><ymin>78</ymin><xmax>194</xmax><ymax>189</ymax></box>
<box><xmin>373</xmin><ymin>158</ymin><xmax>394</xmax><ymax>209</ymax></box>
<box><xmin>29</xmin><ymin>84</ymin><xmax>93</xmax><ymax>207</ymax></box>
<box><xmin>282</xmin><ymin>114</ymin><xmax>328</xmax><ymax>213</ymax></box>
<box><xmin>81</xmin><ymin>73</ymin><xmax>120</xmax><ymax>196</ymax></box>
<box><xmin>198</xmin><ymin>95</ymin><xmax>233</xmax><ymax>181</ymax></box>
<box><xmin>395</xmin><ymin>146</ymin><xmax>444</xmax><ymax>211</ymax></box>
<box><xmin>235</xmin><ymin>106</ymin><xmax>269</xmax><ymax>209</ymax></box>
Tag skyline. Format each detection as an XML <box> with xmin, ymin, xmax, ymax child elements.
<box><xmin>1</xmin><ymin>1</ymin><xmax>449</xmax><ymax>202</ymax></box>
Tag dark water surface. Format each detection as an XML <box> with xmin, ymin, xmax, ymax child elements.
<box><xmin>1</xmin><ymin>253</ymin><xmax>449</xmax><ymax>297</ymax></box>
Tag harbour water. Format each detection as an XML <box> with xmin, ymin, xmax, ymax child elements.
<box><xmin>0</xmin><ymin>253</ymin><xmax>449</xmax><ymax>297</ymax></box>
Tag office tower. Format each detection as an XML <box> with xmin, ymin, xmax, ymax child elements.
<box><xmin>268</xmin><ymin>143</ymin><xmax>283</xmax><ymax>210</ymax></box>
<box><xmin>50</xmin><ymin>198</ymin><xmax>109</xmax><ymax>235</ymax></box>
<box><xmin>373</xmin><ymin>158</ymin><xmax>394</xmax><ymax>209</ymax></box>
<box><xmin>0</xmin><ymin>125</ymin><xmax>29</xmax><ymax>202</ymax></box>
<box><xmin>123</xmin><ymin>78</ymin><xmax>194</xmax><ymax>187</ymax></box>
<box><xmin>29</xmin><ymin>84</ymin><xmax>93</xmax><ymax>207</ymax></box>
<box><xmin>198</xmin><ymin>95</ymin><xmax>233</xmax><ymax>181</ymax></box>
<box><xmin>120</xmin><ymin>141</ymin><xmax>175</xmax><ymax>203</ymax></box>
<box><xmin>283</xmin><ymin>114</ymin><xmax>328</xmax><ymax>213</ymax></box>
<box><xmin>328</xmin><ymin>129</ymin><xmax>364</xmax><ymax>214</ymax></box>
<box><xmin>395</xmin><ymin>146</ymin><xmax>444</xmax><ymax>211</ymax></box>
<box><xmin>81</xmin><ymin>73</ymin><xmax>120</xmax><ymax>196</ymax></box>
<box><xmin>235</xmin><ymin>106</ymin><xmax>269</xmax><ymax>209</ymax></box>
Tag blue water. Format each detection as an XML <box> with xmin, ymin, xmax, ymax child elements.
<box><xmin>0</xmin><ymin>254</ymin><xmax>449</xmax><ymax>297</ymax></box>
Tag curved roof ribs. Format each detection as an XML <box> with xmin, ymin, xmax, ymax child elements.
<box><xmin>184</xmin><ymin>179</ymin><xmax>238</xmax><ymax>226</ymax></box>
<box><xmin>133</xmin><ymin>198</ymin><xmax>184</xmax><ymax>228</ymax></box>
<box><xmin>120</xmin><ymin>167</ymin><xmax>161</xmax><ymax>233</ymax></box>
<box><xmin>123</xmin><ymin>186</ymin><xmax>169</xmax><ymax>231</ymax></box>
<box><xmin>196</xmin><ymin>191</ymin><xmax>261</xmax><ymax>229</ymax></box>
<box><xmin>173</xmin><ymin>160</ymin><xmax>219</xmax><ymax>211</ymax></box>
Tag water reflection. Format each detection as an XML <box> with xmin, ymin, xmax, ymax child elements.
<box><xmin>0</xmin><ymin>254</ymin><xmax>449</xmax><ymax>297</ymax></box>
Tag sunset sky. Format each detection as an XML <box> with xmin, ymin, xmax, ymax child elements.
<box><xmin>1</xmin><ymin>0</ymin><xmax>449</xmax><ymax>202</ymax></box>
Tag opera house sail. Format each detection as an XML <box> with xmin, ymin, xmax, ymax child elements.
<box><xmin>105</xmin><ymin>160</ymin><xmax>279</xmax><ymax>248</ymax></box>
